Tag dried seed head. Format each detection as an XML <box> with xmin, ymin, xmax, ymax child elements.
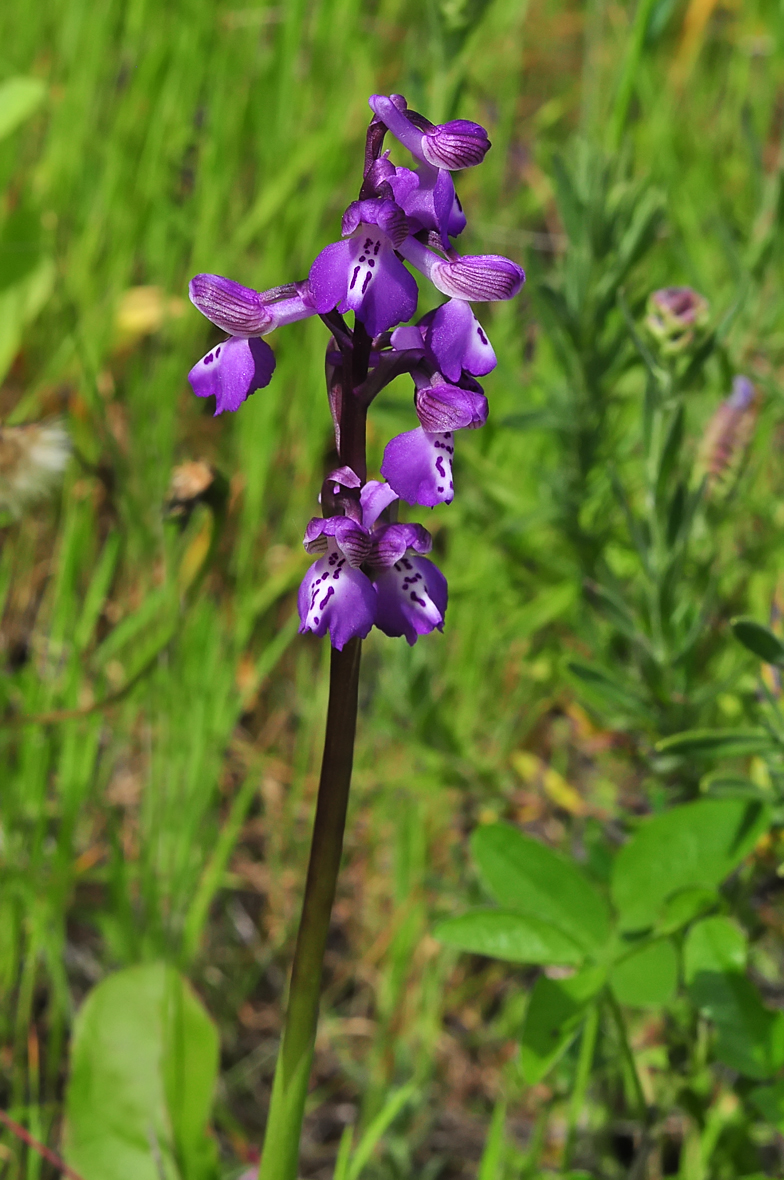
<box><xmin>0</xmin><ymin>420</ymin><xmax>70</xmax><ymax>516</ymax></box>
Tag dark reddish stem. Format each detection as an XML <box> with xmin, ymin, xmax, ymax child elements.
<box><xmin>0</xmin><ymin>1110</ymin><xmax>85</xmax><ymax>1180</ymax></box>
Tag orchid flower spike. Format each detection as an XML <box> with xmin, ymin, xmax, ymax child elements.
<box><xmin>186</xmin><ymin>93</ymin><xmax>525</xmax><ymax>649</ymax></box>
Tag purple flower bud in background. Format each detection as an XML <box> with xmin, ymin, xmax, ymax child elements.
<box><xmin>188</xmin><ymin>337</ymin><xmax>276</xmax><ymax>415</ymax></box>
<box><xmin>645</xmin><ymin>286</ymin><xmax>710</xmax><ymax>356</ymax></box>
<box><xmin>399</xmin><ymin>237</ymin><xmax>525</xmax><ymax>302</ymax></box>
<box><xmin>309</xmin><ymin>198</ymin><xmax>419</xmax><ymax>337</ymax></box>
<box><xmin>369</xmin><ymin>95</ymin><xmax>491</xmax><ymax>170</ymax></box>
<box><xmin>698</xmin><ymin>375</ymin><xmax>759</xmax><ymax>491</ymax></box>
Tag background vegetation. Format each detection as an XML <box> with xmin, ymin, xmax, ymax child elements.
<box><xmin>1</xmin><ymin>0</ymin><xmax>784</xmax><ymax>1176</ymax></box>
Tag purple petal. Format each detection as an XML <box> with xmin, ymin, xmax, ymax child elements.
<box><xmin>342</xmin><ymin>239</ymin><xmax>419</xmax><ymax>338</ymax></box>
<box><xmin>360</xmin><ymin>480</ymin><xmax>398</xmax><ymax>529</ymax></box>
<box><xmin>431</xmin><ymin>254</ymin><xmax>525</xmax><ymax>301</ymax></box>
<box><xmin>326</xmin><ymin>465</ymin><xmax>362</xmax><ymax>490</ymax></box>
<box><xmin>380</xmin><ymin>427</ymin><xmax>455</xmax><ymax>507</ymax></box>
<box><xmin>373</xmin><ymin>556</ymin><xmax>447</xmax><ymax>645</ymax></box>
<box><xmin>298</xmin><ymin>552</ymin><xmax>376</xmax><ymax>650</ymax></box>
<box><xmin>188</xmin><ymin>337</ymin><xmax>275</xmax><ymax>415</ymax></box>
<box><xmin>415</xmin><ymin>381</ymin><xmax>488</xmax><ymax>431</ymax></box>
<box><xmin>420</xmin><ymin>120</ymin><xmax>491</xmax><ymax>170</ymax></box>
<box><xmin>391</xmin><ymin>164</ymin><xmax>458</xmax><ymax>250</ymax></box>
<box><xmin>342</xmin><ymin>199</ymin><xmax>408</xmax><ymax>248</ymax></box>
<box><xmin>308</xmin><ymin>239</ymin><xmax>353</xmax><ymax>313</ymax></box>
<box><xmin>189</xmin><ymin>274</ymin><xmax>271</xmax><ymax>335</ymax></box>
<box><xmin>424</xmin><ymin>299</ymin><xmax>496</xmax><ymax>381</ymax></box>
<box><xmin>265</xmin><ymin>289</ymin><xmax>318</xmax><ymax>329</ymax></box>
<box><xmin>390</xmin><ymin>324</ymin><xmax>425</xmax><ymax>350</ymax></box>
<box><xmin>303</xmin><ymin>516</ymin><xmax>370</xmax><ymax>566</ymax></box>
<box><xmin>730</xmin><ymin>375</ymin><xmax>755</xmax><ymax>409</ymax></box>
<box><xmin>447</xmin><ymin>189</ymin><xmax>466</xmax><ymax>238</ymax></box>
<box><xmin>370</xmin><ymin>522</ymin><xmax>432</xmax><ymax>568</ymax></box>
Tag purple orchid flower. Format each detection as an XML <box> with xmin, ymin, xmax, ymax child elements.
<box><xmin>298</xmin><ymin>479</ymin><xmax>448</xmax><ymax>647</ymax></box>
<box><xmin>298</xmin><ymin>515</ymin><xmax>376</xmax><ymax>650</ymax></box>
<box><xmin>368</xmin><ymin>154</ymin><xmax>465</xmax><ymax>252</ymax></box>
<box><xmin>398</xmin><ymin>236</ymin><xmax>525</xmax><ymax>302</ymax></box>
<box><xmin>398</xmin><ymin>299</ymin><xmax>496</xmax><ymax>382</ymax></box>
<box><xmin>380</xmin><ymin>373</ymin><xmax>488</xmax><ymax>507</ymax></box>
<box><xmin>188</xmin><ymin>92</ymin><xmax>525</xmax><ymax>654</ymax></box>
<box><xmin>369</xmin><ymin>94</ymin><xmax>491</xmax><ymax>171</ymax></box>
<box><xmin>308</xmin><ymin>198</ymin><xmax>418</xmax><ymax>337</ymax></box>
<box><xmin>188</xmin><ymin>274</ymin><xmax>316</xmax><ymax>415</ymax></box>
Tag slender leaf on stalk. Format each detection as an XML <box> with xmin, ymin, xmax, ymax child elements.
<box><xmin>567</xmin><ymin>659</ymin><xmax>649</xmax><ymax>719</ymax></box>
<box><xmin>655</xmin><ymin>729</ymin><xmax>774</xmax><ymax>759</ymax></box>
<box><xmin>731</xmin><ymin>617</ymin><xmax>784</xmax><ymax>666</ymax></box>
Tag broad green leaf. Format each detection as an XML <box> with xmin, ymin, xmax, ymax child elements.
<box><xmin>610</xmin><ymin>939</ymin><xmax>677</xmax><ymax>1007</ymax></box>
<box><xmin>471</xmin><ymin>823</ymin><xmax>611</xmax><ymax>954</ymax></box>
<box><xmin>750</xmin><ymin>1080</ymin><xmax>784</xmax><ymax>1132</ymax></box>
<box><xmin>684</xmin><ymin>917</ymin><xmax>784</xmax><ymax>1080</ymax></box>
<box><xmin>434</xmin><ymin>909</ymin><xmax>584</xmax><ymax>965</ymax></box>
<box><xmin>0</xmin><ymin>76</ymin><xmax>46</xmax><ymax>141</ymax></box>
<box><xmin>655</xmin><ymin>728</ymin><xmax>774</xmax><ymax>759</ymax></box>
<box><xmin>64</xmin><ymin>963</ymin><xmax>219</xmax><ymax>1180</ymax></box>
<box><xmin>612</xmin><ymin>799</ymin><xmax>769</xmax><ymax>931</ymax></box>
<box><xmin>656</xmin><ymin>887</ymin><xmax>716</xmax><ymax>934</ymax></box>
<box><xmin>520</xmin><ymin>966</ymin><xmax>605</xmax><ymax>1084</ymax></box>
<box><xmin>731</xmin><ymin>617</ymin><xmax>784</xmax><ymax>666</ymax></box>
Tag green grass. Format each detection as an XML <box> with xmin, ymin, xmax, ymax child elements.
<box><xmin>1</xmin><ymin>0</ymin><xmax>784</xmax><ymax>1176</ymax></box>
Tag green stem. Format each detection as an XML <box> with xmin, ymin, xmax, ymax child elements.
<box><xmin>563</xmin><ymin>1002</ymin><xmax>600</xmax><ymax>1168</ymax></box>
<box><xmin>607</xmin><ymin>991</ymin><xmax>648</xmax><ymax>1124</ymax></box>
<box><xmin>259</xmin><ymin>638</ymin><xmax>362</xmax><ymax>1180</ymax></box>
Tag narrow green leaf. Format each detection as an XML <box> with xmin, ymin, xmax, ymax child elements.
<box><xmin>477</xmin><ymin>1099</ymin><xmax>506</xmax><ymax>1180</ymax></box>
<box><xmin>731</xmin><ymin>617</ymin><xmax>784</xmax><ymax>666</ymax></box>
<box><xmin>612</xmin><ymin>799</ymin><xmax>770</xmax><ymax>931</ymax></box>
<box><xmin>471</xmin><ymin>823</ymin><xmax>611</xmax><ymax>954</ymax></box>
<box><xmin>434</xmin><ymin>909</ymin><xmax>584</xmax><ymax>965</ymax></box>
<box><xmin>655</xmin><ymin>728</ymin><xmax>774</xmax><ymax>759</ymax></box>
<box><xmin>346</xmin><ymin>1081</ymin><xmax>416</xmax><ymax>1180</ymax></box>
<box><xmin>610</xmin><ymin>939</ymin><xmax>677</xmax><ymax>1007</ymax></box>
<box><xmin>520</xmin><ymin>966</ymin><xmax>605</xmax><ymax>1084</ymax></box>
<box><xmin>567</xmin><ymin>659</ymin><xmax>647</xmax><ymax>717</ymax></box>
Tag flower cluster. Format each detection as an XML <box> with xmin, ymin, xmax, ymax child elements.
<box><xmin>186</xmin><ymin>95</ymin><xmax>524</xmax><ymax>648</ymax></box>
